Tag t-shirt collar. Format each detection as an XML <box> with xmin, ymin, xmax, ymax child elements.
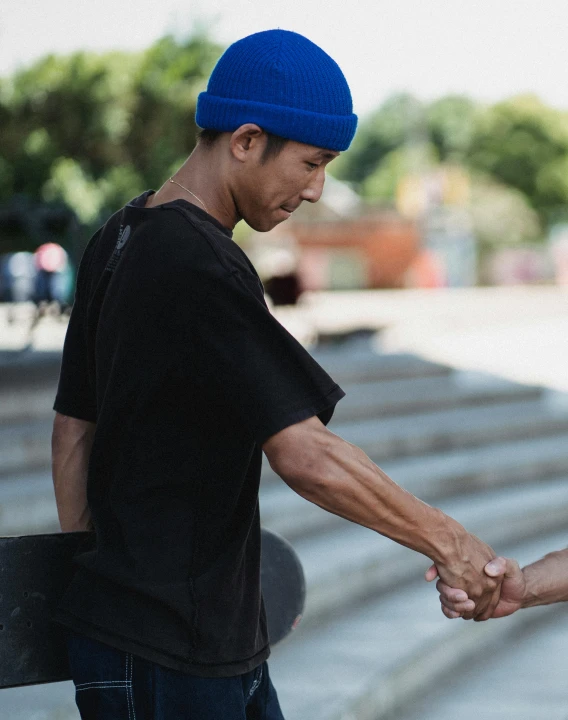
<box><xmin>128</xmin><ymin>190</ymin><xmax>233</xmax><ymax>238</ymax></box>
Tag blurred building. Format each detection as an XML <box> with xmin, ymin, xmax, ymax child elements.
<box><xmin>249</xmin><ymin>176</ymin><xmax>422</xmax><ymax>298</ymax></box>
<box><xmin>396</xmin><ymin>166</ymin><xmax>477</xmax><ymax>287</ymax></box>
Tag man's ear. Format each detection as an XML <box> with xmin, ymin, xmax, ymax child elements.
<box><xmin>230</xmin><ymin>124</ymin><xmax>264</xmax><ymax>163</ymax></box>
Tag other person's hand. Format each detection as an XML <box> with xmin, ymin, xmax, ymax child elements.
<box><xmin>426</xmin><ymin>555</ymin><xmax>525</xmax><ymax>621</ymax></box>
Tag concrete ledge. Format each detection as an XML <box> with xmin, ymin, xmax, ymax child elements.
<box><xmin>293</xmin><ymin>478</ymin><xmax>568</xmax><ymax>629</ymax></box>
<box><xmin>339</xmin><ymin>604</ymin><xmax>563</xmax><ymax>720</ymax></box>
<box><xmin>312</xmin><ymin>351</ymin><xmax>452</xmax><ymax>384</ymax></box>
<box><xmin>260</xmin><ymin>433</ymin><xmax>568</xmax><ymax>540</ymax></box>
<box><xmin>270</xmin><ymin>531</ymin><xmax>568</xmax><ymax>720</ymax></box>
<box><xmin>335</xmin><ymin>399</ymin><xmax>568</xmax><ymax>461</ymax></box>
<box><xmin>333</xmin><ymin>372</ymin><xmax>543</xmax><ymax>422</ymax></box>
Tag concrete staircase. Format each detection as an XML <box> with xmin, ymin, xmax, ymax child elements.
<box><xmin>1</xmin><ymin>343</ymin><xmax>568</xmax><ymax>719</ymax></box>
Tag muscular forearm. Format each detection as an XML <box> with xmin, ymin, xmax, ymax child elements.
<box><xmin>300</xmin><ymin>439</ymin><xmax>462</xmax><ymax>562</ymax></box>
<box><xmin>269</xmin><ymin>421</ymin><xmax>478</xmax><ymax>565</ymax></box>
<box><xmin>265</xmin><ymin>416</ymin><xmax>500</xmax><ymax>617</ymax></box>
<box><xmin>51</xmin><ymin>412</ymin><xmax>96</xmax><ymax>532</ymax></box>
<box><xmin>522</xmin><ymin>549</ymin><xmax>568</xmax><ymax>608</ymax></box>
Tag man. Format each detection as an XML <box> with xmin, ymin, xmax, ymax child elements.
<box><xmin>430</xmin><ymin>550</ymin><xmax>568</xmax><ymax>619</ymax></box>
<box><xmin>52</xmin><ymin>29</ymin><xmax>501</xmax><ymax>720</ymax></box>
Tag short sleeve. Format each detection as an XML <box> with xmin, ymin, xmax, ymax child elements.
<box><xmin>53</xmin><ymin>236</ymin><xmax>99</xmax><ymax>422</ymax></box>
<box><xmin>189</xmin><ymin>270</ymin><xmax>345</xmax><ymax>446</ymax></box>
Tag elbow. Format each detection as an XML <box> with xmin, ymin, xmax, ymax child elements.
<box><xmin>264</xmin><ymin>419</ymin><xmax>336</xmax><ymax>499</ymax></box>
<box><xmin>52</xmin><ymin>412</ymin><xmax>96</xmax><ymax>453</ymax></box>
<box><xmin>274</xmin><ymin>456</ymin><xmax>329</xmax><ymax>503</ymax></box>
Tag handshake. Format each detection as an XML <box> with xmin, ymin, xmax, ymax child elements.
<box><xmin>424</xmin><ymin>537</ymin><xmax>568</xmax><ymax>621</ymax></box>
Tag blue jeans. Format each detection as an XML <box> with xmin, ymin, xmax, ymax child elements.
<box><xmin>66</xmin><ymin>631</ymin><xmax>286</xmax><ymax>720</ymax></box>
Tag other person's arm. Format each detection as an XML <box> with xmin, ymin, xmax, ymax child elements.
<box><xmin>431</xmin><ymin>549</ymin><xmax>568</xmax><ymax>620</ymax></box>
<box><xmin>52</xmin><ymin>412</ymin><xmax>96</xmax><ymax>532</ymax></box>
<box><xmin>263</xmin><ymin>415</ymin><xmax>502</xmax><ymax>620</ymax></box>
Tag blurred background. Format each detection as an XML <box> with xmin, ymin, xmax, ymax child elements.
<box><xmin>1</xmin><ymin>1</ymin><xmax>568</xmax><ymax>719</ymax></box>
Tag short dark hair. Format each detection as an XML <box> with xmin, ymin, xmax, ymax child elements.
<box><xmin>196</xmin><ymin>127</ymin><xmax>288</xmax><ymax>164</ymax></box>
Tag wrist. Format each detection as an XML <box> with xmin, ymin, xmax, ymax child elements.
<box><xmin>425</xmin><ymin>511</ymin><xmax>466</xmax><ymax>565</ymax></box>
<box><xmin>520</xmin><ymin>565</ymin><xmax>539</xmax><ymax>608</ymax></box>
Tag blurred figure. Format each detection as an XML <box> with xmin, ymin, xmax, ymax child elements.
<box><xmin>263</xmin><ymin>248</ymin><xmax>301</xmax><ymax>305</ymax></box>
<box><xmin>33</xmin><ymin>242</ymin><xmax>70</xmax><ymax>306</ymax></box>
<box><xmin>1</xmin><ymin>252</ymin><xmax>36</xmax><ymax>303</ymax></box>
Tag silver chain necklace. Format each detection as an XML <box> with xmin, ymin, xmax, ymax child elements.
<box><xmin>169</xmin><ymin>177</ymin><xmax>209</xmax><ymax>213</ymax></box>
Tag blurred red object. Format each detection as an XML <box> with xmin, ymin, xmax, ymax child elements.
<box><xmin>34</xmin><ymin>243</ymin><xmax>67</xmax><ymax>273</ymax></box>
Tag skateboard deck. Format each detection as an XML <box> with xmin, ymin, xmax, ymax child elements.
<box><xmin>0</xmin><ymin>528</ymin><xmax>305</xmax><ymax>689</ymax></box>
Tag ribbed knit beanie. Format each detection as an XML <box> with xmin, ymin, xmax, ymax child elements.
<box><xmin>196</xmin><ymin>30</ymin><xmax>357</xmax><ymax>152</ymax></box>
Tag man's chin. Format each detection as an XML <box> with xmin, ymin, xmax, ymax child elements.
<box><xmin>246</xmin><ymin>215</ymin><xmax>288</xmax><ymax>233</ymax></box>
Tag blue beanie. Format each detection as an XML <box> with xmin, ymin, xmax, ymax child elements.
<box><xmin>196</xmin><ymin>30</ymin><xmax>358</xmax><ymax>152</ymax></box>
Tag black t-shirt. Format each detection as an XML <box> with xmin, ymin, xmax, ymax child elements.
<box><xmin>53</xmin><ymin>191</ymin><xmax>344</xmax><ymax>677</ymax></box>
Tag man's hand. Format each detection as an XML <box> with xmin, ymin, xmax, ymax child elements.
<box><xmin>429</xmin><ymin>530</ymin><xmax>503</xmax><ymax>621</ymax></box>
<box><xmin>426</xmin><ymin>556</ymin><xmax>525</xmax><ymax>621</ymax></box>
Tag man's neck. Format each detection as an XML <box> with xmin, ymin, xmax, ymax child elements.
<box><xmin>151</xmin><ymin>147</ymin><xmax>239</xmax><ymax>231</ymax></box>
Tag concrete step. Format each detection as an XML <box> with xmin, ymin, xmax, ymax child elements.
<box><xmin>6</xmin><ymin>427</ymin><xmax>568</xmax><ymax>540</ymax></box>
<box><xmin>0</xmin><ymin>679</ymin><xmax>78</xmax><ymax>720</ymax></box>
<box><xmin>260</xmin><ymin>432</ymin><xmax>568</xmax><ymax>541</ymax></box>
<box><xmin>0</xmin><ymin>369</ymin><xmax>543</xmax><ymax>427</ymax></box>
<box><xmin>0</xmin><ymin>469</ymin><xmax>60</xmax><ymax>536</ymax></box>
<box><xmin>270</xmin><ymin>530</ymin><xmax>568</xmax><ymax>720</ymax></box>
<box><xmin>0</xmin><ymin>350</ymin><xmax>471</xmax><ymax>428</ymax></box>
<box><xmin>260</xmin><ymin>392</ymin><xmax>568</xmax><ymax>488</ymax></box>
<box><xmin>398</xmin><ymin>606</ymin><xmax>568</xmax><ymax>720</ymax></box>
<box><xmin>0</xmin><ymin>350</ymin><xmax>61</xmax><ymax>390</ymax></box>
<box><xmin>0</xmin><ymin>385</ymin><xmax>57</xmax><ymax>425</ymax></box>
<box><xmin>330</xmin><ymin>393</ymin><xmax>568</xmax><ymax>462</ymax></box>
<box><xmin>310</xmin><ymin>350</ymin><xmax>452</xmax><ymax>384</ymax></box>
<box><xmin>280</xmin><ymin>477</ymin><xmax>568</xmax><ymax>629</ymax></box>
<box><xmin>0</xmin><ymin>418</ymin><xmax>53</xmax><ymax>477</ymax></box>
<box><xmin>7</xmin><ymin>391</ymin><xmax>566</xmax><ymax>480</ymax></box>
<box><xmin>332</xmin><ymin>371</ymin><xmax>543</xmax><ymax>422</ymax></box>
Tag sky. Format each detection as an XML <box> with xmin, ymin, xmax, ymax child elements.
<box><xmin>1</xmin><ymin>0</ymin><xmax>568</xmax><ymax>118</ymax></box>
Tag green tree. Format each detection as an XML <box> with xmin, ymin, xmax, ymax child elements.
<box><xmin>332</xmin><ymin>93</ymin><xmax>424</xmax><ymax>186</ymax></box>
<box><xmin>467</xmin><ymin>94</ymin><xmax>568</xmax><ymax>218</ymax></box>
<box><xmin>426</xmin><ymin>95</ymin><xmax>478</xmax><ymax>162</ymax></box>
<box><xmin>0</xmin><ymin>32</ymin><xmax>221</xmax><ymax>234</ymax></box>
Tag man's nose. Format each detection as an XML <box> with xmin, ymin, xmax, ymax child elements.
<box><xmin>301</xmin><ymin>168</ymin><xmax>326</xmax><ymax>204</ymax></box>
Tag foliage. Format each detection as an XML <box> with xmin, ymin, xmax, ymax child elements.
<box><xmin>332</xmin><ymin>90</ymin><xmax>568</xmax><ymax>242</ymax></box>
<box><xmin>467</xmin><ymin>94</ymin><xmax>568</xmax><ymax>218</ymax></box>
<box><xmin>426</xmin><ymin>95</ymin><xmax>478</xmax><ymax>162</ymax></box>
<box><xmin>360</xmin><ymin>143</ymin><xmax>439</xmax><ymax>203</ymax></box>
<box><xmin>332</xmin><ymin>93</ymin><xmax>423</xmax><ymax>184</ymax></box>
<box><xmin>3</xmin><ymin>36</ymin><xmax>568</xmax><ymax>255</ymax></box>
<box><xmin>0</xmin><ymin>32</ymin><xmax>221</xmax><ymax>240</ymax></box>
<box><xmin>468</xmin><ymin>172</ymin><xmax>542</xmax><ymax>252</ymax></box>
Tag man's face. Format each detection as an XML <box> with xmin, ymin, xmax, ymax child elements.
<box><xmin>235</xmin><ymin>138</ymin><xmax>339</xmax><ymax>232</ymax></box>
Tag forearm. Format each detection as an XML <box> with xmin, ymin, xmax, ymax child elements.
<box><xmin>51</xmin><ymin>412</ymin><xmax>96</xmax><ymax>532</ymax></box>
<box><xmin>276</xmin><ymin>428</ymin><xmax>466</xmax><ymax>565</ymax></box>
<box><xmin>522</xmin><ymin>549</ymin><xmax>568</xmax><ymax>608</ymax></box>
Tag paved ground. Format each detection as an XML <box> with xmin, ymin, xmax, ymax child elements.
<box><xmin>399</xmin><ymin>610</ymin><xmax>568</xmax><ymax>720</ymax></box>
<box><xmin>279</xmin><ymin>286</ymin><xmax>568</xmax><ymax>392</ymax></box>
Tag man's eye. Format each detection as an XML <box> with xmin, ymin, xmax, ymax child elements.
<box><xmin>306</xmin><ymin>162</ymin><xmax>319</xmax><ymax>170</ymax></box>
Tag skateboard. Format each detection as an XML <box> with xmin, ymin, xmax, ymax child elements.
<box><xmin>0</xmin><ymin>528</ymin><xmax>305</xmax><ymax>689</ymax></box>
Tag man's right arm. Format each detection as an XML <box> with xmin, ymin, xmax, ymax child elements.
<box><xmin>263</xmin><ymin>415</ymin><xmax>502</xmax><ymax>619</ymax></box>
